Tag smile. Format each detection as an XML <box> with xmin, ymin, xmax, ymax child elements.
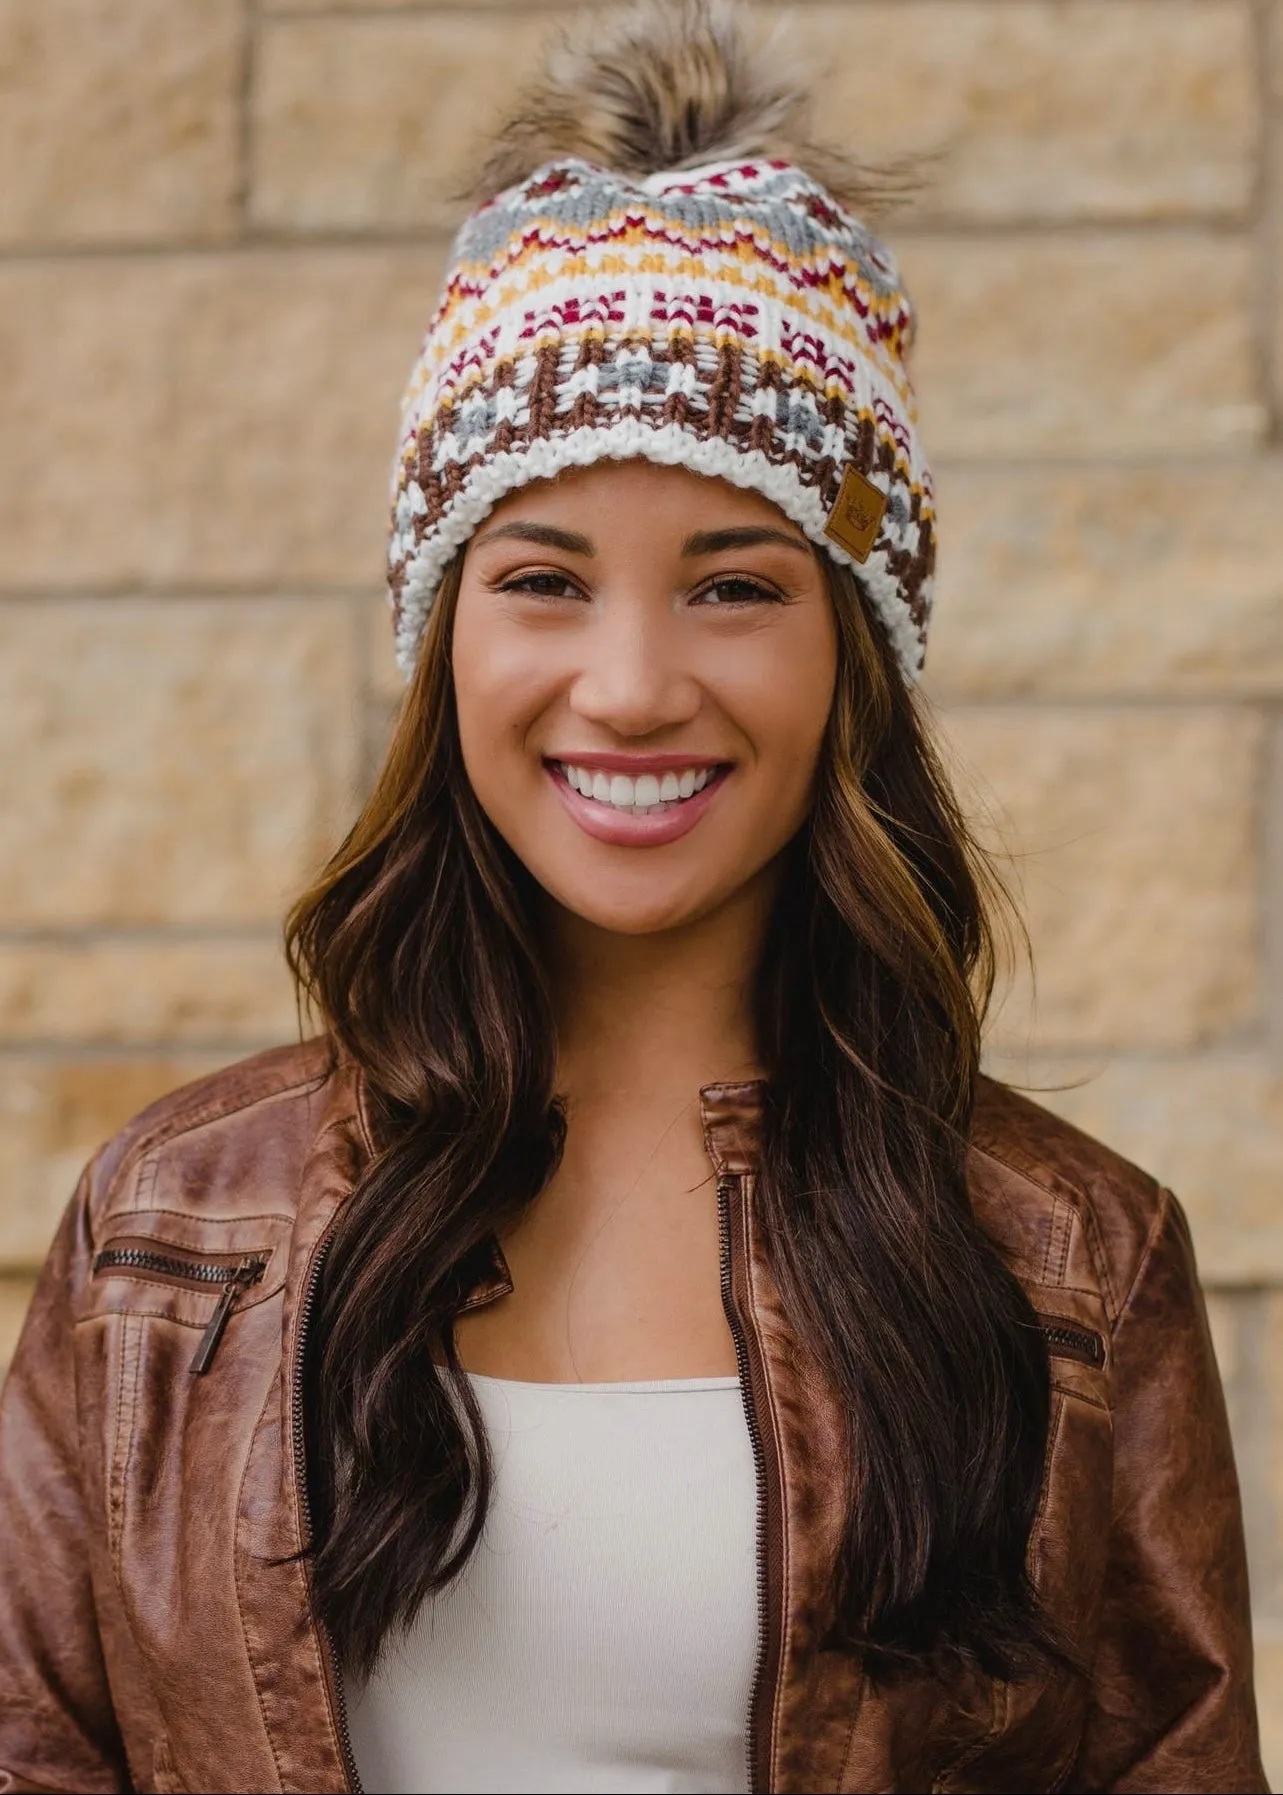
<box><xmin>544</xmin><ymin>757</ymin><xmax>731</xmax><ymax>847</ymax></box>
<box><xmin>555</xmin><ymin>762</ymin><xmax>719</xmax><ymax>817</ymax></box>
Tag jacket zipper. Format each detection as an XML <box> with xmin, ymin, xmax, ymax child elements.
<box><xmin>292</xmin><ymin>1223</ymin><xmax>364</xmax><ymax>1795</ymax></box>
<box><xmin>90</xmin><ymin>1244</ymin><xmax>267</xmax><ymax>1375</ymax></box>
<box><xmin>1038</xmin><ymin>1318</ymin><xmax>1105</xmax><ymax>1368</ymax></box>
<box><xmin>718</xmin><ymin>1172</ymin><xmax>782</xmax><ymax>1795</ymax></box>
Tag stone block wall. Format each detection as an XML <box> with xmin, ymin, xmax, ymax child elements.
<box><xmin>1</xmin><ymin>0</ymin><xmax>1279</xmax><ymax>1768</ymax></box>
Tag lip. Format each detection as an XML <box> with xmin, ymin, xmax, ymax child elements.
<box><xmin>544</xmin><ymin>751</ymin><xmax>728</xmax><ymax>774</ymax></box>
<box><xmin>546</xmin><ymin>759</ymin><xmax>731</xmax><ymax>847</ymax></box>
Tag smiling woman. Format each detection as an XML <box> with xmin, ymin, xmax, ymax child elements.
<box><xmin>0</xmin><ymin>2</ymin><xmax>1266</xmax><ymax>1793</ymax></box>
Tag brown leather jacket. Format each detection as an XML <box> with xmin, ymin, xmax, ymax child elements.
<box><xmin>0</xmin><ymin>1041</ymin><xmax>1267</xmax><ymax>1793</ymax></box>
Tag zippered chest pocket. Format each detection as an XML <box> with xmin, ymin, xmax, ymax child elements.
<box><xmin>1038</xmin><ymin>1315</ymin><xmax>1105</xmax><ymax>1369</ymax></box>
<box><xmin>83</xmin><ymin>1212</ymin><xmax>292</xmax><ymax>1375</ymax></box>
<box><xmin>93</xmin><ymin>1238</ymin><xmax>269</xmax><ymax>1373</ymax></box>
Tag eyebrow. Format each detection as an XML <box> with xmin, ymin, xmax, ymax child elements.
<box><xmin>471</xmin><ymin>521</ymin><xmax>596</xmax><ymax>556</ymax></box>
<box><xmin>471</xmin><ymin>520</ymin><xmax>812</xmax><ymax>559</ymax></box>
<box><xmin>681</xmin><ymin>527</ymin><xmax>811</xmax><ymax>557</ymax></box>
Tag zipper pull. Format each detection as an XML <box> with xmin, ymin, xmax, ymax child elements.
<box><xmin>189</xmin><ymin>1257</ymin><xmax>266</xmax><ymax>1376</ymax></box>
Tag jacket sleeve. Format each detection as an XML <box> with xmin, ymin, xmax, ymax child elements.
<box><xmin>0</xmin><ymin>1170</ymin><xmax>130</xmax><ymax>1794</ymax></box>
<box><xmin>1071</xmin><ymin>1189</ymin><xmax>1268</xmax><ymax>1793</ymax></box>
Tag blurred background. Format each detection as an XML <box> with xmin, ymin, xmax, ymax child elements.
<box><xmin>0</xmin><ymin>0</ymin><xmax>1279</xmax><ymax>1766</ymax></box>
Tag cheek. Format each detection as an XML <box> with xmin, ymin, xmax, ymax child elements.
<box><xmin>451</xmin><ymin>611</ymin><xmax>554</xmax><ymax>787</ymax></box>
<box><xmin>719</xmin><ymin>619</ymin><xmax>837</xmax><ymax>793</ymax></box>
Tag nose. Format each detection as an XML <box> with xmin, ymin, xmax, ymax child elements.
<box><xmin>566</xmin><ymin>594</ymin><xmax>701</xmax><ymax>738</ymax></box>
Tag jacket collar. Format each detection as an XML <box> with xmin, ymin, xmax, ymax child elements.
<box><xmin>349</xmin><ymin>1068</ymin><xmax>770</xmax><ymax>1313</ymax></box>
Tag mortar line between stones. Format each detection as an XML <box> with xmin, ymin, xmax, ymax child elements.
<box><xmin>983</xmin><ymin>1042</ymin><xmax>1283</xmax><ymax>1070</ymax></box>
<box><xmin>1264</xmin><ymin>715</ymin><xmax>1283</xmax><ymax>1063</ymax></box>
<box><xmin>929</xmin><ymin>450</ymin><xmax>1279</xmax><ymax>472</ymax></box>
<box><xmin>0</xmin><ymin>1040</ymin><xmax>1256</xmax><ymax>1068</ymax></box>
<box><xmin>931</xmin><ymin>695</ymin><xmax>1283</xmax><ymax>718</ymax></box>
<box><xmin>1256</xmin><ymin>0</ymin><xmax>1281</xmax><ymax>442</ymax></box>
<box><xmin>1232</xmin><ymin>1294</ymin><xmax>1283</xmax><ymax>1621</ymax></box>
<box><xmin>0</xmin><ymin>1043</ymin><xmax>297</xmax><ymax>1061</ymax></box>
<box><xmin>0</xmin><ymin>927</ymin><xmax>285</xmax><ymax>944</ymax></box>
<box><xmin>0</xmin><ymin>234</ymin><xmax>452</xmax><ymax>264</ymax></box>
<box><xmin>234</xmin><ymin>0</ymin><xmax>259</xmax><ymax>232</ymax></box>
<box><xmin>354</xmin><ymin>588</ymin><xmax>385</xmax><ymax>798</ymax></box>
<box><xmin>257</xmin><ymin>0</ymin><xmax>1240</xmax><ymax>13</ymax></box>
<box><xmin>0</xmin><ymin>216</ymin><xmax>1257</xmax><ymax>264</ymax></box>
<box><xmin>0</xmin><ymin>1040</ymin><xmax>297</xmax><ymax>1064</ymax></box>
<box><xmin>0</xmin><ymin>586</ymin><xmax>382</xmax><ymax>603</ymax></box>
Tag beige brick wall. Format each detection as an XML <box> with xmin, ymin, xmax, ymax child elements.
<box><xmin>1</xmin><ymin>0</ymin><xmax>1279</xmax><ymax>1767</ymax></box>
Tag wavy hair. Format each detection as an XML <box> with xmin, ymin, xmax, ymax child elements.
<box><xmin>287</xmin><ymin>552</ymin><xmax>1058</xmax><ymax>1683</ymax></box>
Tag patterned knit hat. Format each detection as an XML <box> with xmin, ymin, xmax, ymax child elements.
<box><xmin>387</xmin><ymin>0</ymin><xmax>934</xmax><ymax>684</ymax></box>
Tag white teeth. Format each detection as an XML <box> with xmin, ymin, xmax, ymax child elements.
<box><xmin>561</xmin><ymin>764</ymin><xmax>720</xmax><ymax>811</ymax></box>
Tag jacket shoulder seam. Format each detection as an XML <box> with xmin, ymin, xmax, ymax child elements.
<box><xmin>969</xmin><ymin>1131</ymin><xmax>1167</xmax><ymax>1323</ymax></box>
<box><xmin>92</xmin><ymin>1057</ymin><xmax>332</xmax><ymax>1217</ymax></box>
<box><xmin>1112</xmin><ymin>1184</ymin><xmax>1175</xmax><ymax>1335</ymax></box>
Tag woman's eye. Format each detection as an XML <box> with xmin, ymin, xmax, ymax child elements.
<box><xmin>500</xmin><ymin>571</ymin><xmax>582</xmax><ymax>601</ymax></box>
<box><xmin>694</xmin><ymin>576</ymin><xmax>783</xmax><ymax>607</ymax></box>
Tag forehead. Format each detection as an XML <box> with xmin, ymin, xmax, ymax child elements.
<box><xmin>481</xmin><ymin>461</ymin><xmax>810</xmax><ymax>537</ymax></box>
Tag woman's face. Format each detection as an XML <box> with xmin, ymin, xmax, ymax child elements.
<box><xmin>451</xmin><ymin>461</ymin><xmax>838</xmax><ymax>937</ymax></box>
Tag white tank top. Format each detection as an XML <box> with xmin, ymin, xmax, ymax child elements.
<box><xmin>346</xmin><ymin>1371</ymin><xmax>759</xmax><ymax>1795</ymax></box>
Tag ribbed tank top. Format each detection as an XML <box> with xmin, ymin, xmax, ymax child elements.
<box><xmin>346</xmin><ymin>1370</ymin><xmax>759</xmax><ymax>1794</ymax></box>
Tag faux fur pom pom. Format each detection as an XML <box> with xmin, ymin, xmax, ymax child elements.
<box><xmin>472</xmin><ymin>0</ymin><xmax>897</xmax><ymax>212</ymax></box>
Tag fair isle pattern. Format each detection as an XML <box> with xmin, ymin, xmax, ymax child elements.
<box><xmin>388</xmin><ymin>157</ymin><xmax>935</xmax><ymax>681</ymax></box>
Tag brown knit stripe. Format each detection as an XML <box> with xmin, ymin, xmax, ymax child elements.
<box><xmin>417</xmin><ymin>415</ymin><xmax>444</xmax><ymax>501</ymax></box>
<box><xmin>528</xmin><ymin>341</ymin><xmax>562</xmax><ymax>439</ymax></box>
<box><xmin>748</xmin><ymin>356</ymin><xmax>783</xmax><ymax>454</ymax></box>
<box><xmin>492</xmin><ymin>358</ymin><xmax>517</xmax><ymax>454</ymax></box>
<box><xmin>706</xmin><ymin>340</ymin><xmax>744</xmax><ymax>438</ymax></box>
<box><xmin>569</xmin><ymin>333</ymin><xmax>604</xmax><ymax>432</ymax></box>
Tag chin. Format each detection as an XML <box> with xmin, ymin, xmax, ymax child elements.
<box><xmin>542</xmin><ymin>866</ymin><xmax>724</xmax><ymax>938</ymax></box>
<box><xmin>559</xmin><ymin>894</ymin><xmax>710</xmax><ymax>937</ymax></box>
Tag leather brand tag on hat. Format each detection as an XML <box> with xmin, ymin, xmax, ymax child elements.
<box><xmin>823</xmin><ymin>465</ymin><xmax>888</xmax><ymax>563</ymax></box>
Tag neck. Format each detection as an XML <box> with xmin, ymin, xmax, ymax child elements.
<box><xmin>543</xmin><ymin>867</ymin><xmax>778</xmax><ymax>1109</ymax></box>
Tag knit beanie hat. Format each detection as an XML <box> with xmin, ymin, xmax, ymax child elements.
<box><xmin>387</xmin><ymin>0</ymin><xmax>934</xmax><ymax>685</ymax></box>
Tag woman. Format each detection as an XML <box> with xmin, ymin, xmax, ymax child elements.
<box><xmin>0</xmin><ymin>3</ymin><xmax>1266</xmax><ymax>1791</ymax></box>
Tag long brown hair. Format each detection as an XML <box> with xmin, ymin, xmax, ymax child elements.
<box><xmin>287</xmin><ymin>551</ymin><xmax>1057</xmax><ymax>1683</ymax></box>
